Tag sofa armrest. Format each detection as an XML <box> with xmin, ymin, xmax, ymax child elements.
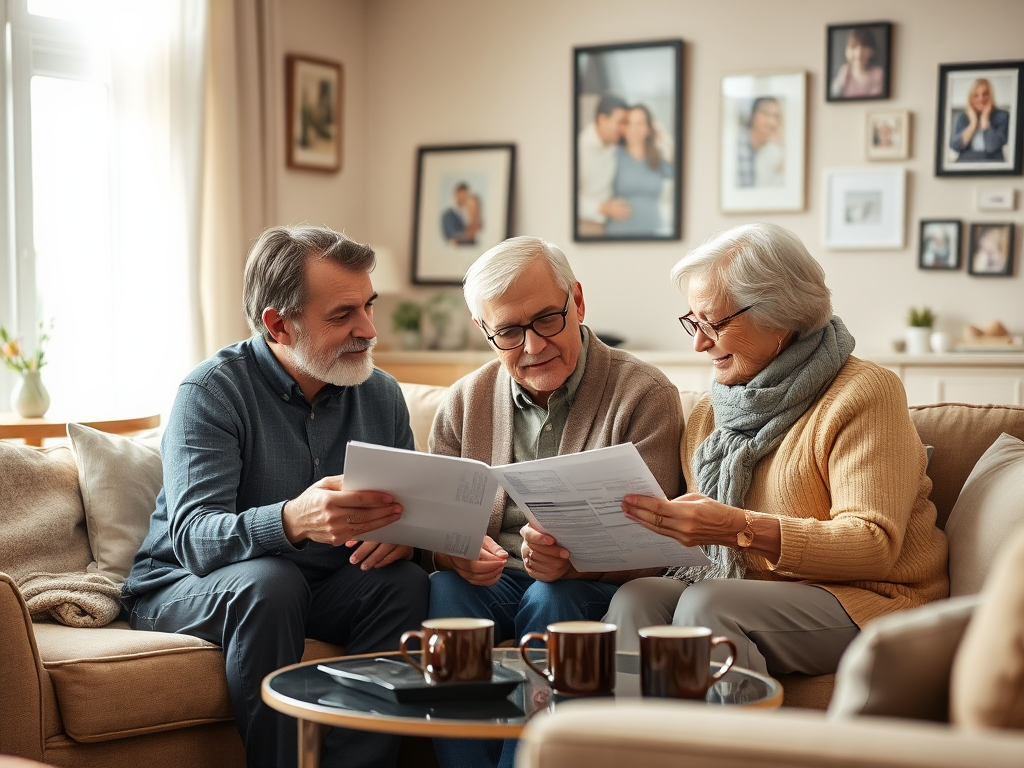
<box><xmin>515</xmin><ymin>701</ymin><xmax>1024</xmax><ymax>768</ymax></box>
<box><xmin>0</xmin><ymin>572</ymin><xmax>47</xmax><ymax>761</ymax></box>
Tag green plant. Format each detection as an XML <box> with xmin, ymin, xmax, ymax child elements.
<box><xmin>0</xmin><ymin>321</ymin><xmax>49</xmax><ymax>374</ymax></box>
<box><xmin>907</xmin><ymin>307</ymin><xmax>935</xmax><ymax>327</ymax></box>
<box><xmin>391</xmin><ymin>301</ymin><xmax>423</xmax><ymax>332</ymax></box>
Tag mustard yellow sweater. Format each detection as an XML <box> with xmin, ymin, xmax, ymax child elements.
<box><xmin>683</xmin><ymin>356</ymin><xmax>949</xmax><ymax>627</ymax></box>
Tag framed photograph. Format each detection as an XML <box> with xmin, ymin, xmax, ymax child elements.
<box><xmin>823</xmin><ymin>167</ymin><xmax>906</xmax><ymax>250</ymax></box>
<box><xmin>967</xmin><ymin>222</ymin><xmax>1015</xmax><ymax>276</ymax></box>
<box><xmin>720</xmin><ymin>71</ymin><xmax>806</xmax><ymax>213</ymax></box>
<box><xmin>411</xmin><ymin>144</ymin><xmax>515</xmax><ymax>286</ymax></box>
<box><xmin>866</xmin><ymin>110</ymin><xmax>910</xmax><ymax>160</ymax></box>
<box><xmin>918</xmin><ymin>219</ymin><xmax>961</xmax><ymax>270</ymax></box>
<box><xmin>573</xmin><ymin>39</ymin><xmax>683</xmax><ymax>242</ymax></box>
<box><xmin>285</xmin><ymin>54</ymin><xmax>342</xmax><ymax>172</ymax></box>
<box><xmin>935</xmin><ymin>60</ymin><xmax>1024</xmax><ymax>177</ymax></box>
<box><xmin>826</xmin><ymin>22</ymin><xmax>892</xmax><ymax>102</ymax></box>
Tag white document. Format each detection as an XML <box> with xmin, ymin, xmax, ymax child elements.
<box><xmin>342</xmin><ymin>441</ymin><xmax>499</xmax><ymax>559</ymax></box>
<box><xmin>343</xmin><ymin>441</ymin><xmax>710</xmax><ymax>572</ymax></box>
<box><xmin>490</xmin><ymin>443</ymin><xmax>711</xmax><ymax>572</ymax></box>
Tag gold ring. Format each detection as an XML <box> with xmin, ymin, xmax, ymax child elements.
<box><xmin>654</xmin><ymin>514</ymin><xmax>664</xmax><ymax>528</ymax></box>
<box><xmin>347</xmin><ymin>515</ymin><xmax>355</xmax><ymax>524</ymax></box>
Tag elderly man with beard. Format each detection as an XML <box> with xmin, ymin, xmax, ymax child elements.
<box><xmin>123</xmin><ymin>225</ymin><xmax>429</xmax><ymax>768</ymax></box>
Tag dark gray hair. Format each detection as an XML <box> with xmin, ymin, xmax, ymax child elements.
<box><xmin>462</xmin><ymin>236</ymin><xmax>576</xmax><ymax>320</ymax></box>
<box><xmin>243</xmin><ymin>225</ymin><xmax>375</xmax><ymax>342</ymax></box>
<box><xmin>670</xmin><ymin>223</ymin><xmax>832</xmax><ymax>339</ymax></box>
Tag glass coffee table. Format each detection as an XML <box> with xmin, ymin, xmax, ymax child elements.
<box><xmin>262</xmin><ymin>648</ymin><xmax>782</xmax><ymax>767</ymax></box>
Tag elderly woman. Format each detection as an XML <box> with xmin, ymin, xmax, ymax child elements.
<box><xmin>605</xmin><ymin>223</ymin><xmax>948</xmax><ymax>677</ymax></box>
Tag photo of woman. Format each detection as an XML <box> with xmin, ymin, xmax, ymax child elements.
<box><xmin>936</xmin><ymin>61</ymin><xmax>1023</xmax><ymax>177</ymax></box>
<box><xmin>605</xmin><ymin>104</ymin><xmax>674</xmax><ymax>237</ymax></box>
<box><xmin>968</xmin><ymin>223</ymin><xmax>1014</xmax><ymax>276</ymax></box>
<box><xmin>826</xmin><ymin>22</ymin><xmax>891</xmax><ymax>102</ymax></box>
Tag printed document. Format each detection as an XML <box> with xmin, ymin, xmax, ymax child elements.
<box><xmin>343</xmin><ymin>441</ymin><xmax>710</xmax><ymax>570</ymax></box>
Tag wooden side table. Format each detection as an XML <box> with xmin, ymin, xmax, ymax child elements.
<box><xmin>0</xmin><ymin>413</ymin><xmax>161</xmax><ymax>446</ymax></box>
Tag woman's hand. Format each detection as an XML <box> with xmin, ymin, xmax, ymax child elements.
<box><xmin>621</xmin><ymin>492</ymin><xmax>745</xmax><ymax>548</ymax></box>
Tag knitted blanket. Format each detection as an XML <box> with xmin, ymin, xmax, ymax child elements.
<box><xmin>18</xmin><ymin>571</ymin><xmax>122</xmax><ymax>627</ymax></box>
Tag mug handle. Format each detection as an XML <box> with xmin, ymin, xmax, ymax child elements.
<box><xmin>399</xmin><ymin>630</ymin><xmax>426</xmax><ymax>674</ymax></box>
<box><xmin>709</xmin><ymin>636</ymin><xmax>738</xmax><ymax>682</ymax></box>
<box><xmin>518</xmin><ymin>632</ymin><xmax>550</xmax><ymax>679</ymax></box>
<box><xmin>426</xmin><ymin>632</ymin><xmax>450</xmax><ymax>681</ymax></box>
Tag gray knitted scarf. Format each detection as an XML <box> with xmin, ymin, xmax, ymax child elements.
<box><xmin>668</xmin><ymin>315</ymin><xmax>856</xmax><ymax>582</ymax></box>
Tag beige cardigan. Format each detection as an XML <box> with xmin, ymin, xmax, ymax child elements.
<box><xmin>683</xmin><ymin>356</ymin><xmax>949</xmax><ymax>627</ymax></box>
<box><xmin>430</xmin><ymin>331</ymin><xmax>684</xmax><ymax>542</ymax></box>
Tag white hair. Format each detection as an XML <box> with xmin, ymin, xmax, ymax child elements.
<box><xmin>462</xmin><ymin>236</ymin><xmax>576</xmax><ymax>319</ymax></box>
<box><xmin>670</xmin><ymin>223</ymin><xmax>832</xmax><ymax>339</ymax></box>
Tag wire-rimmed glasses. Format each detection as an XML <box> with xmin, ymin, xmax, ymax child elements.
<box><xmin>678</xmin><ymin>305</ymin><xmax>754</xmax><ymax>342</ymax></box>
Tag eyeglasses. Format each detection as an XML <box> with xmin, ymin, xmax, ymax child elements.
<box><xmin>678</xmin><ymin>305</ymin><xmax>754</xmax><ymax>342</ymax></box>
<box><xmin>481</xmin><ymin>292</ymin><xmax>572</xmax><ymax>351</ymax></box>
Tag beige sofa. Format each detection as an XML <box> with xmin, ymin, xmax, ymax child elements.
<box><xmin>2</xmin><ymin>382</ymin><xmax>1023</xmax><ymax>767</ymax></box>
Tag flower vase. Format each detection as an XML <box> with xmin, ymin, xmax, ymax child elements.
<box><xmin>11</xmin><ymin>371</ymin><xmax>50</xmax><ymax>418</ymax></box>
<box><xmin>905</xmin><ymin>327</ymin><xmax>932</xmax><ymax>355</ymax></box>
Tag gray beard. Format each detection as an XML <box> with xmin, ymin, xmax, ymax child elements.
<box><xmin>292</xmin><ymin>332</ymin><xmax>376</xmax><ymax>387</ymax></box>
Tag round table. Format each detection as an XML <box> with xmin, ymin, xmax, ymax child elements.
<box><xmin>0</xmin><ymin>412</ymin><xmax>161</xmax><ymax>446</ymax></box>
<box><xmin>262</xmin><ymin>648</ymin><xmax>782</xmax><ymax>767</ymax></box>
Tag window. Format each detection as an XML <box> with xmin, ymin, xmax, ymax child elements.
<box><xmin>1</xmin><ymin>0</ymin><xmax>205</xmax><ymax>418</ymax></box>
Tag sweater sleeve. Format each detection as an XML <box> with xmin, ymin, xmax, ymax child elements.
<box><xmin>624</xmin><ymin>381</ymin><xmax>685</xmax><ymax>499</ymax></box>
<box><xmin>770</xmin><ymin>367</ymin><xmax>926</xmax><ymax>581</ymax></box>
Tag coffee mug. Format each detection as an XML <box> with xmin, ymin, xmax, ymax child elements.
<box><xmin>399</xmin><ymin>618</ymin><xmax>494</xmax><ymax>685</ymax></box>
<box><xmin>518</xmin><ymin>620</ymin><xmax>616</xmax><ymax>696</ymax></box>
<box><xmin>638</xmin><ymin>625</ymin><xmax>737</xmax><ymax>699</ymax></box>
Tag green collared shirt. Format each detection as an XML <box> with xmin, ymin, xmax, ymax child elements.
<box><xmin>497</xmin><ymin>327</ymin><xmax>591</xmax><ymax>569</ymax></box>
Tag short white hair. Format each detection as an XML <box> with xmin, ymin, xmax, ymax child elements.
<box><xmin>463</xmin><ymin>236</ymin><xmax>576</xmax><ymax>320</ymax></box>
<box><xmin>670</xmin><ymin>223</ymin><xmax>832</xmax><ymax>339</ymax></box>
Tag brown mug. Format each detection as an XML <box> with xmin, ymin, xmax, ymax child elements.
<box><xmin>518</xmin><ymin>620</ymin><xmax>616</xmax><ymax>697</ymax></box>
<box><xmin>399</xmin><ymin>618</ymin><xmax>494</xmax><ymax>685</ymax></box>
<box><xmin>638</xmin><ymin>625</ymin><xmax>737</xmax><ymax>699</ymax></box>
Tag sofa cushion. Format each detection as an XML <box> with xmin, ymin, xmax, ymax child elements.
<box><xmin>943</xmin><ymin>432</ymin><xmax>1024</xmax><ymax>597</ymax></box>
<box><xmin>398</xmin><ymin>381</ymin><xmax>448</xmax><ymax>451</ymax></box>
<box><xmin>67</xmin><ymin>423</ymin><xmax>163</xmax><ymax>581</ymax></box>
<box><xmin>0</xmin><ymin>442</ymin><xmax>92</xmax><ymax>581</ymax></box>
<box><xmin>827</xmin><ymin>594</ymin><xmax>981</xmax><ymax>722</ymax></box>
<box><xmin>32</xmin><ymin>619</ymin><xmax>345</xmax><ymax>743</ymax></box>
<box><xmin>951</xmin><ymin>525</ymin><xmax>1024</xmax><ymax>729</ymax></box>
<box><xmin>909</xmin><ymin>402</ymin><xmax>1024</xmax><ymax>530</ymax></box>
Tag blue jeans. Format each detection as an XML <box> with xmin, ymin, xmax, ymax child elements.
<box><xmin>428</xmin><ymin>568</ymin><xmax>618</xmax><ymax>768</ymax></box>
<box><xmin>129</xmin><ymin>557</ymin><xmax>429</xmax><ymax>768</ymax></box>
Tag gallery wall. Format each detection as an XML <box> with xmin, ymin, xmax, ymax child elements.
<box><xmin>273</xmin><ymin>0</ymin><xmax>1024</xmax><ymax>354</ymax></box>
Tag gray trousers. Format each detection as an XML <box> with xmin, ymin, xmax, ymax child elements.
<box><xmin>603</xmin><ymin>577</ymin><xmax>858</xmax><ymax>676</ymax></box>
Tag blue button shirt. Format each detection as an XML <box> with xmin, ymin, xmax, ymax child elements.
<box><xmin>124</xmin><ymin>337</ymin><xmax>414</xmax><ymax>597</ymax></box>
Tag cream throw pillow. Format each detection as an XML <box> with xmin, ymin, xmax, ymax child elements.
<box><xmin>943</xmin><ymin>432</ymin><xmax>1024</xmax><ymax>597</ymax></box>
<box><xmin>950</xmin><ymin>525</ymin><xmax>1024</xmax><ymax>728</ymax></box>
<box><xmin>67</xmin><ymin>423</ymin><xmax>163</xmax><ymax>582</ymax></box>
<box><xmin>0</xmin><ymin>441</ymin><xmax>92</xmax><ymax>580</ymax></box>
<box><xmin>827</xmin><ymin>594</ymin><xmax>981</xmax><ymax>721</ymax></box>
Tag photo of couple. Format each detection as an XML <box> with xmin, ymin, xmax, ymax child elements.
<box><xmin>574</xmin><ymin>40</ymin><xmax>682</xmax><ymax>241</ymax></box>
<box><xmin>440</xmin><ymin>181</ymin><xmax>483</xmax><ymax>246</ymax></box>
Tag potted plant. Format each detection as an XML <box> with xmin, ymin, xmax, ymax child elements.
<box><xmin>905</xmin><ymin>307</ymin><xmax>934</xmax><ymax>355</ymax></box>
<box><xmin>391</xmin><ymin>301</ymin><xmax>423</xmax><ymax>350</ymax></box>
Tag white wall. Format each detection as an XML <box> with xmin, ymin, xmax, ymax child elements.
<box><xmin>358</xmin><ymin>0</ymin><xmax>1024</xmax><ymax>354</ymax></box>
<box><xmin>272</xmin><ymin>0</ymin><xmax>1024</xmax><ymax>354</ymax></box>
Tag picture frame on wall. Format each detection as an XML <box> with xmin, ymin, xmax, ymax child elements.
<box><xmin>967</xmin><ymin>222</ymin><xmax>1015</xmax><ymax>276</ymax></box>
<box><xmin>719</xmin><ymin>71</ymin><xmax>806</xmax><ymax>213</ymax></box>
<box><xmin>573</xmin><ymin>38</ymin><xmax>683</xmax><ymax>242</ymax></box>
<box><xmin>823</xmin><ymin>167</ymin><xmax>906</xmax><ymax>250</ymax></box>
<box><xmin>866</xmin><ymin>110</ymin><xmax>910</xmax><ymax>160</ymax></box>
<box><xmin>411</xmin><ymin>144</ymin><xmax>515</xmax><ymax>286</ymax></box>
<box><xmin>285</xmin><ymin>54</ymin><xmax>342</xmax><ymax>172</ymax></box>
<box><xmin>935</xmin><ymin>60</ymin><xmax>1024</xmax><ymax>177</ymax></box>
<box><xmin>918</xmin><ymin>219</ymin><xmax>961</xmax><ymax>270</ymax></box>
<box><xmin>826</xmin><ymin>22</ymin><xmax>892</xmax><ymax>102</ymax></box>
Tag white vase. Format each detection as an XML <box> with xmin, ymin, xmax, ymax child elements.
<box><xmin>11</xmin><ymin>370</ymin><xmax>50</xmax><ymax>418</ymax></box>
<box><xmin>930</xmin><ymin>331</ymin><xmax>953</xmax><ymax>354</ymax></box>
<box><xmin>398</xmin><ymin>330</ymin><xmax>422</xmax><ymax>351</ymax></box>
<box><xmin>905</xmin><ymin>327</ymin><xmax>932</xmax><ymax>355</ymax></box>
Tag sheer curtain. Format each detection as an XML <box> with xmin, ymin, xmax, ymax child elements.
<box><xmin>34</xmin><ymin>1</ymin><xmax>209</xmax><ymax>418</ymax></box>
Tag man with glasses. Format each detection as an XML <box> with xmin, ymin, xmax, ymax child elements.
<box><xmin>426</xmin><ymin>235</ymin><xmax>683</xmax><ymax>768</ymax></box>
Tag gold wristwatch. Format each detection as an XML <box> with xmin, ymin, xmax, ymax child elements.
<box><xmin>736</xmin><ymin>511</ymin><xmax>755</xmax><ymax>549</ymax></box>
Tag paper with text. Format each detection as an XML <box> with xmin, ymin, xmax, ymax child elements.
<box><xmin>491</xmin><ymin>443</ymin><xmax>711</xmax><ymax>572</ymax></box>
<box><xmin>342</xmin><ymin>441</ymin><xmax>498</xmax><ymax>559</ymax></box>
